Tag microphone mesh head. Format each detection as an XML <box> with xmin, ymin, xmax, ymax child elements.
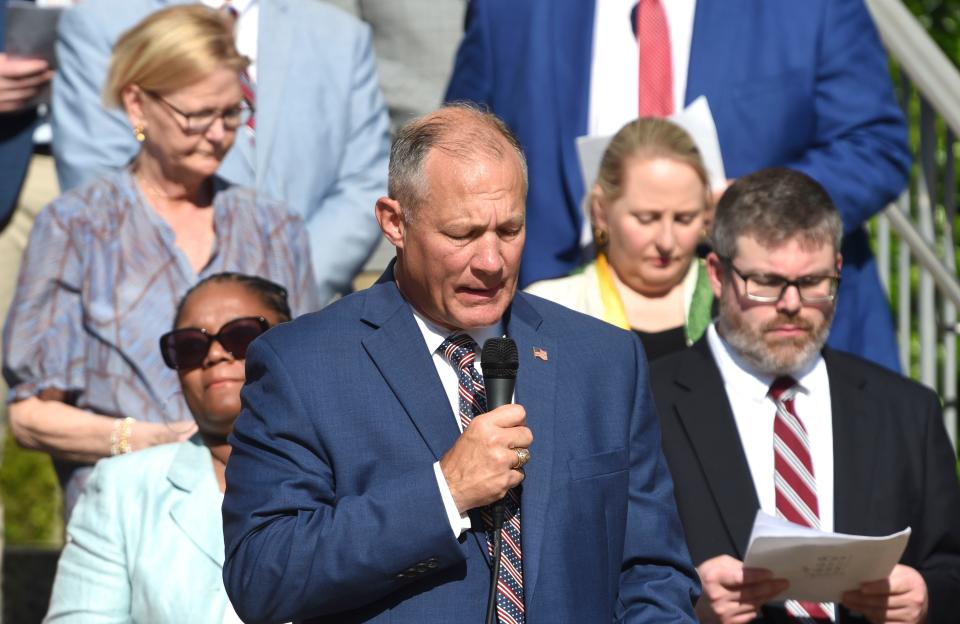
<box><xmin>481</xmin><ymin>337</ymin><xmax>519</xmax><ymax>379</ymax></box>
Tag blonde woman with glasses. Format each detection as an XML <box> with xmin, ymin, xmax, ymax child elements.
<box><xmin>3</xmin><ymin>5</ymin><xmax>320</xmax><ymax>518</ymax></box>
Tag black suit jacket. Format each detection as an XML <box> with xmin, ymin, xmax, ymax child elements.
<box><xmin>651</xmin><ymin>338</ymin><xmax>960</xmax><ymax>623</ymax></box>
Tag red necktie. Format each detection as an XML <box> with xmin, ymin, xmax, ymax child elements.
<box><xmin>770</xmin><ymin>377</ymin><xmax>833</xmax><ymax>622</ymax></box>
<box><xmin>636</xmin><ymin>0</ymin><xmax>673</xmax><ymax>117</ymax></box>
<box><xmin>221</xmin><ymin>2</ymin><xmax>256</xmax><ymax>132</ymax></box>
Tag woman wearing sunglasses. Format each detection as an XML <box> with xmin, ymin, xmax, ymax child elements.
<box><xmin>3</xmin><ymin>5</ymin><xmax>320</xmax><ymax>517</ymax></box>
<box><xmin>44</xmin><ymin>272</ymin><xmax>289</xmax><ymax>623</ymax></box>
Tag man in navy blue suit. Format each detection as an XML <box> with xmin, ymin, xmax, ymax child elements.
<box><xmin>222</xmin><ymin>105</ymin><xmax>699</xmax><ymax>623</ymax></box>
<box><xmin>445</xmin><ymin>0</ymin><xmax>910</xmax><ymax>373</ymax></box>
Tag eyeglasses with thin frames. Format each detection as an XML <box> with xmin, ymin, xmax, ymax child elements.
<box><xmin>721</xmin><ymin>258</ymin><xmax>840</xmax><ymax>303</ymax></box>
<box><xmin>143</xmin><ymin>88</ymin><xmax>253</xmax><ymax>135</ymax></box>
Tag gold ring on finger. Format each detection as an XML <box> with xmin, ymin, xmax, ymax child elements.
<box><xmin>512</xmin><ymin>447</ymin><xmax>530</xmax><ymax>470</ymax></box>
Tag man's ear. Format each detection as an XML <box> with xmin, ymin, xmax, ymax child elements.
<box><xmin>835</xmin><ymin>251</ymin><xmax>843</xmax><ymax>274</ymax></box>
<box><xmin>705</xmin><ymin>251</ymin><xmax>725</xmax><ymax>299</ymax></box>
<box><xmin>375</xmin><ymin>196</ymin><xmax>405</xmax><ymax>249</ymax></box>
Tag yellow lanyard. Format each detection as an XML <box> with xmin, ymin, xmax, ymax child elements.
<box><xmin>594</xmin><ymin>253</ymin><xmax>631</xmax><ymax>331</ymax></box>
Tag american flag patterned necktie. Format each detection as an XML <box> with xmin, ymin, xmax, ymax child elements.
<box><xmin>440</xmin><ymin>334</ymin><xmax>525</xmax><ymax>624</ymax></box>
<box><xmin>770</xmin><ymin>376</ymin><xmax>833</xmax><ymax>623</ymax></box>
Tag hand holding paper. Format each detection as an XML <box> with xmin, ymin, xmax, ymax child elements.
<box><xmin>743</xmin><ymin>511</ymin><xmax>911</xmax><ymax>604</ymax></box>
<box><xmin>841</xmin><ymin>564</ymin><xmax>929</xmax><ymax>624</ymax></box>
<box><xmin>695</xmin><ymin>554</ymin><xmax>788</xmax><ymax>624</ymax></box>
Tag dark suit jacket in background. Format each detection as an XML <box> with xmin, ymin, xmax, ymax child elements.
<box><xmin>221</xmin><ymin>274</ymin><xmax>699</xmax><ymax>623</ymax></box>
<box><xmin>445</xmin><ymin>0</ymin><xmax>910</xmax><ymax>372</ymax></box>
<box><xmin>0</xmin><ymin>0</ymin><xmax>38</xmax><ymax>228</ymax></box>
<box><xmin>651</xmin><ymin>339</ymin><xmax>960</xmax><ymax>623</ymax></box>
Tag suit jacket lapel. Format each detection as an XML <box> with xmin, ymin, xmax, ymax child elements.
<box><xmin>672</xmin><ymin>340</ymin><xmax>760</xmax><ymax>557</ymax></box>
<box><xmin>824</xmin><ymin>349</ymin><xmax>877</xmax><ymax>535</ymax></box>
<box><xmin>168</xmin><ymin>439</ymin><xmax>225</xmax><ymax>568</ymax></box>
<box><xmin>552</xmin><ymin>0</ymin><xmax>595</xmax><ymax>209</ymax></box>
<box><xmin>506</xmin><ymin>294</ymin><xmax>554</xmax><ymax>603</ymax></box>
<box><xmin>360</xmin><ymin>279</ymin><xmax>460</xmax><ymax>461</ymax></box>
<box><xmin>254</xmin><ymin>0</ymin><xmax>294</xmax><ymax>184</ymax></box>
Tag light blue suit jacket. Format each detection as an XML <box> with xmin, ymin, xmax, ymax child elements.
<box><xmin>52</xmin><ymin>0</ymin><xmax>391</xmax><ymax>304</ymax></box>
<box><xmin>222</xmin><ymin>266</ymin><xmax>700</xmax><ymax>623</ymax></box>
<box><xmin>45</xmin><ymin>438</ymin><xmax>229</xmax><ymax>623</ymax></box>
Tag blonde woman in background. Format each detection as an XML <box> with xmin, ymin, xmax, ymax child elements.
<box><xmin>3</xmin><ymin>6</ymin><xmax>319</xmax><ymax>518</ymax></box>
<box><xmin>526</xmin><ymin>118</ymin><xmax>714</xmax><ymax>361</ymax></box>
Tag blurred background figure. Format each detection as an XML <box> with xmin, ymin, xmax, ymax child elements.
<box><xmin>320</xmin><ymin>0</ymin><xmax>466</xmax><ymax>277</ymax></box>
<box><xmin>3</xmin><ymin>5</ymin><xmax>319</xmax><ymax>518</ymax></box>
<box><xmin>1</xmin><ymin>1</ymin><xmax>61</xmax><ymax>620</ymax></box>
<box><xmin>44</xmin><ymin>273</ymin><xmax>290</xmax><ymax>624</ymax></box>
<box><xmin>321</xmin><ymin>0</ymin><xmax>465</xmax><ymax>134</ymax></box>
<box><xmin>53</xmin><ymin>0</ymin><xmax>390</xmax><ymax>305</ymax></box>
<box><xmin>446</xmin><ymin>0</ymin><xmax>910</xmax><ymax>372</ymax></box>
<box><xmin>527</xmin><ymin>118</ymin><xmax>713</xmax><ymax>362</ymax></box>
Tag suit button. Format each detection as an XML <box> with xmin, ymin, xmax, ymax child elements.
<box><xmin>426</xmin><ymin>559</ymin><xmax>438</xmax><ymax>569</ymax></box>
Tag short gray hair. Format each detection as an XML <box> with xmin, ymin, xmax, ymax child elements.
<box><xmin>711</xmin><ymin>168</ymin><xmax>842</xmax><ymax>259</ymax></box>
<box><xmin>388</xmin><ymin>103</ymin><xmax>528</xmax><ymax>220</ymax></box>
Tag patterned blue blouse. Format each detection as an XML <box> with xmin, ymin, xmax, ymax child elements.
<box><xmin>2</xmin><ymin>169</ymin><xmax>322</xmax><ymax>512</ymax></box>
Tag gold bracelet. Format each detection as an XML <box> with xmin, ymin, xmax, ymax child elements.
<box><xmin>109</xmin><ymin>417</ymin><xmax>135</xmax><ymax>456</ymax></box>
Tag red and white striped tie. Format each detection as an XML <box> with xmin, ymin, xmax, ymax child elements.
<box><xmin>770</xmin><ymin>377</ymin><xmax>833</xmax><ymax>622</ymax></box>
<box><xmin>636</xmin><ymin>0</ymin><xmax>673</xmax><ymax>117</ymax></box>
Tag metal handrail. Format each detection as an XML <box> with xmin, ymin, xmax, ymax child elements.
<box><xmin>866</xmin><ymin>0</ymin><xmax>960</xmax><ymax>137</ymax></box>
<box><xmin>865</xmin><ymin>0</ymin><xmax>960</xmax><ymax>445</ymax></box>
<box><xmin>883</xmin><ymin>203</ymin><xmax>960</xmax><ymax>316</ymax></box>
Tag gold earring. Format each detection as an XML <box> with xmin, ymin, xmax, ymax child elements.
<box><xmin>593</xmin><ymin>226</ymin><xmax>609</xmax><ymax>248</ymax></box>
<box><xmin>134</xmin><ymin>125</ymin><xmax>146</xmax><ymax>142</ymax></box>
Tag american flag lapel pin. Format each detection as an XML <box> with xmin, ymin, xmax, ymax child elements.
<box><xmin>533</xmin><ymin>346</ymin><xmax>549</xmax><ymax>361</ymax></box>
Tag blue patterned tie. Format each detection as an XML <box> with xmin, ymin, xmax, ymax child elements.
<box><xmin>440</xmin><ymin>334</ymin><xmax>525</xmax><ymax>624</ymax></box>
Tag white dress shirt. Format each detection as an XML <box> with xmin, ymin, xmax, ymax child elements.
<box><xmin>707</xmin><ymin>323</ymin><xmax>837</xmax><ymax>619</ymax></box>
<box><xmin>706</xmin><ymin>323</ymin><xmax>835</xmax><ymax>533</ymax></box>
<box><xmin>203</xmin><ymin>0</ymin><xmax>259</xmax><ymax>82</ymax></box>
<box><xmin>587</xmin><ymin>0</ymin><xmax>697</xmax><ymax>136</ymax></box>
<box><xmin>412</xmin><ymin>308</ymin><xmax>505</xmax><ymax>538</ymax></box>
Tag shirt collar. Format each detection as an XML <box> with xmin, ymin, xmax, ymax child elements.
<box><xmin>706</xmin><ymin>322</ymin><xmax>826</xmax><ymax>403</ymax></box>
<box><xmin>411</xmin><ymin>308</ymin><xmax>504</xmax><ymax>362</ymax></box>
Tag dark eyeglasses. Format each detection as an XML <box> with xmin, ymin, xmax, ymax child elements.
<box><xmin>722</xmin><ymin>258</ymin><xmax>840</xmax><ymax>303</ymax></box>
<box><xmin>143</xmin><ymin>88</ymin><xmax>253</xmax><ymax>135</ymax></box>
<box><xmin>159</xmin><ymin>316</ymin><xmax>269</xmax><ymax>370</ymax></box>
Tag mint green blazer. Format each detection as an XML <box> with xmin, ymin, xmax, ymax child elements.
<box><xmin>44</xmin><ymin>438</ymin><xmax>229</xmax><ymax>623</ymax></box>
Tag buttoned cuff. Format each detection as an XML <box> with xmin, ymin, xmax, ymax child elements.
<box><xmin>433</xmin><ymin>461</ymin><xmax>472</xmax><ymax>537</ymax></box>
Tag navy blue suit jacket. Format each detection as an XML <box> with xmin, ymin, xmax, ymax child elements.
<box><xmin>0</xmin><ymin>0</ymin><xmax>38</xmax><ymax>227</ymax></box>
<box><xmin>445</xmin><ymin>0</ymin><xmax>910</xmax><ymax>372</ymax></box>
<box><xmin>222</xmin><ymin>272</ymin><xmax>699</xmax><ymax>622</ymax></box>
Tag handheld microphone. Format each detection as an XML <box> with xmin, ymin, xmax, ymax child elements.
<box><xmin>480</xmin><ymin>336</ymin><xmax>519</xmax><ymax>411</ymax></box>
<box><xmin>480</xmin><ymin>336</ymin><xmax>519</xmax><ymax>624</ymax></box>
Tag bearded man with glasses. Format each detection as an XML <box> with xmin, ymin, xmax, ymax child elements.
<box><xmin>651</xmin><ymin>168</ymin><xmax>960</xmax><ymax>624</ymax></box>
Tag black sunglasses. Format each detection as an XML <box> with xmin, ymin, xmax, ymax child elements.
<box><xmin>159</xmin><ymin>316</ymin><xmax>269</xmax><ymax>371</ymax></box>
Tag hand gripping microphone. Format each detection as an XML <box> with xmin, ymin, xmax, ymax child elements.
<box><xmin>480</xmin><ymin>336</ymin><xmax>519</xmax><ymax>624</ymax></box>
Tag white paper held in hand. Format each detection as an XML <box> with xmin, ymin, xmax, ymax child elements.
<box><xmin>743</xmin><ymin>510</ymin><xmax>911</xmax><ymax>603</ymax></box>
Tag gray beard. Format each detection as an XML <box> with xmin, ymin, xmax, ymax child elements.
<box><xmin>717</xmin><ymin>294</ymin><xmax>834</xmax><ymax>376</ymax></box>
